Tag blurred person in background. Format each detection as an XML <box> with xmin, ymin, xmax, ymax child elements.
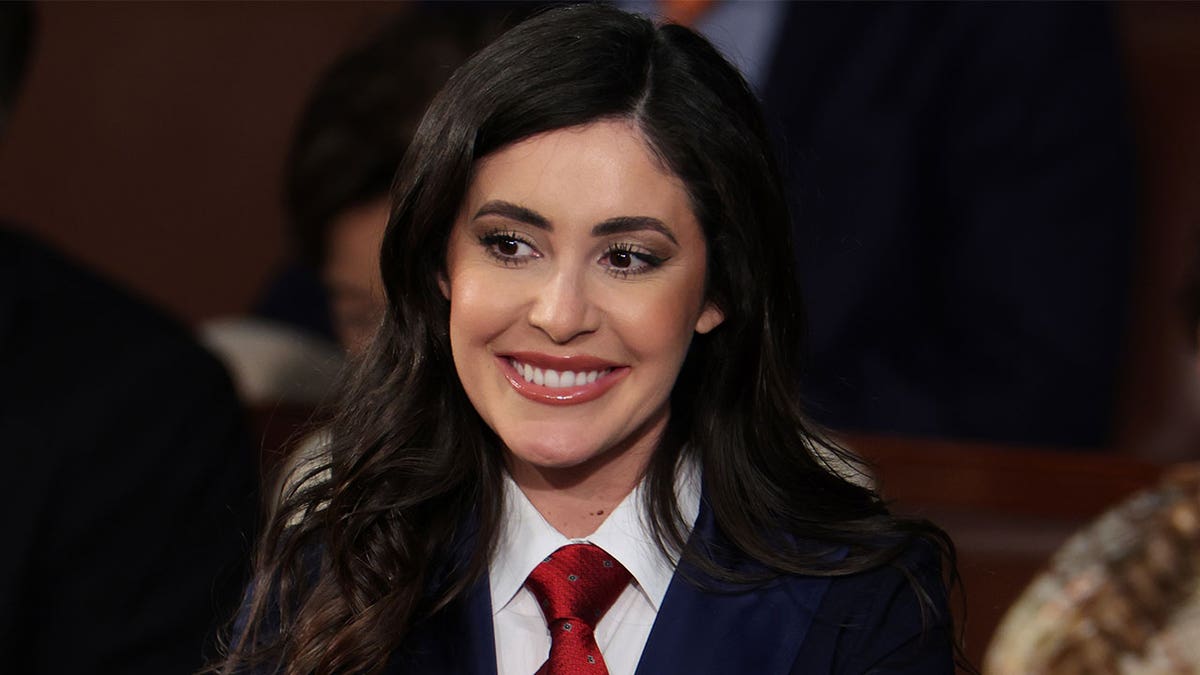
<box><xmin>259</xmin><ymin>2</ymin><xmax>537</xmax><ymax>353</ymax></box>
<box><xmin>638</xmin><ymin>1</ymin><xmax>1137</xmax><ymax>449</ymax></box>
<box><xmin>207</xmin><ymin>3</ymin><xmax>535</xmax><ymax>409</ymax></box>
<box><xmin>0</xmin><ymin>4</ymin><xmax>255</xmax><ymax>672</ymax></box>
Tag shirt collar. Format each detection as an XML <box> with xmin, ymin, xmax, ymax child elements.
<box><xmin>489</xmin><ymin>457</ymin><xmax>702</xmax><ymax>616</ymax></box>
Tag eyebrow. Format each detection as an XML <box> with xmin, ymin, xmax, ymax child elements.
<box><xmin>474</xmin><ymin>200</ymin><xmax>550</xmax><ymax>230</ymax></box>
<box><xmin>473</xmin><ymin>199</ymin><xmax>679</xmax><ymax>245</ymax></box>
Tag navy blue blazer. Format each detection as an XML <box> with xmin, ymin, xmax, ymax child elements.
<box><xmin>385</xmin><ymin>499</ymin><xmax>954</xmax><ymax>674</ymax></box>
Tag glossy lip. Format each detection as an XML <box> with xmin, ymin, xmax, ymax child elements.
<box><xmin>496</xmin><ymin>352</ymin><xmax>628</xmax><ymax>405</ymax></box>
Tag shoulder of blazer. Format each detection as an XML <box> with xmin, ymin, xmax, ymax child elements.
<box><xmin>796</xmin><ymin>538</ymin><xmax>955</xmax><ymax>674</ymax></box>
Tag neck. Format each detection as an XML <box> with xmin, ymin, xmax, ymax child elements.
<box><xmin>518</xmin><ymin>477</ymin><xmax>637</xmax><ymax>539</ymax></box>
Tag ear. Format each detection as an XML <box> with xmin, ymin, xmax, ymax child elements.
<box><xmin>694</xmin><ymin>301</ymin><xmax>724</xmax><ymax>334</ymax></box>
<box><xmin>437</xmin><ymin>269</ymin><xmax>451</xmax><ymax>300</ymax></box>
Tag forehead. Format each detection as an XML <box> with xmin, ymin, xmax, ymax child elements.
<box><xmin>464</xmin><ymin>120</ymin><xmax>697</xmax><ymax>232</ymax></box>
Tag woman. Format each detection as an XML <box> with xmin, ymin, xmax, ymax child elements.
<box><xmin>218</xmin><ymin>5</ymin><xmax>961</xmax><ymax>674</ymax></box>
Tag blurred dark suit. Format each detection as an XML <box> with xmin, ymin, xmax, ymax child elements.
<box><xmin>762</xmin><ymin>3</ymin><xmax>1136</xmax><ymax>447</ymax></box>
<box><xmin>0</xmin><ymin>228</ymin><xmax>256</xmax><ymax>673</ymax></box>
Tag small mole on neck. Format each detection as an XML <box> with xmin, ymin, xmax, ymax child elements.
<box><xmin>590</xmin><ymin>509</ymin><xmax>605</xmax><ymax>516</ymax></box>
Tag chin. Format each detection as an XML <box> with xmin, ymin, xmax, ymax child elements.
<box><xmin>505</xmin><ymin>436</ymin><xmax>601</xmax><ymax>471</ymax></box>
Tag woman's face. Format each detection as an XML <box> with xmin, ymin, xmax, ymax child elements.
<box><xmin>441</xmin><ymin>120</ymin><xmax>723</xmax><ymax>490</ymax></box>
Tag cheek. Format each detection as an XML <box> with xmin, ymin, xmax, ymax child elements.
<box><xmin>606</xmin><ymin>278</ymin><xmax>706</xmax><ymax>359</ymax></box>
<box><xmin>446</xmin><ymin>267</ymin><xmax>517</xmax><ymax>348</ymax></box>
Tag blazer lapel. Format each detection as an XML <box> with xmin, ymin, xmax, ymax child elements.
<box><xmin>635</xmin><ymin>499</ymin><xmax>837</xmax><ymax>675</ymax></box>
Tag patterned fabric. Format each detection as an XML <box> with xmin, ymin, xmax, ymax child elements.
<box><xmin>525</xmin><ymin>543</ymin><xmax>632</xmax><ymax>674</ymax></box>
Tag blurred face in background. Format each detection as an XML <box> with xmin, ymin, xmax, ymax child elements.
<box><xmin>324</xmin><ymin>197</ymin><xmax>390</xmax><ymax>352</ymax></box>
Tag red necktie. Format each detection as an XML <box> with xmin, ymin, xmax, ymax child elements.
<box><xmin>525</xmin><ymin>543</ymin><xmax>632</xmax><ymax>674</ymax></box>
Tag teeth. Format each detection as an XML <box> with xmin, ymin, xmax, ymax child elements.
<box><xmin>509</xmin><ymin>359</ymin><xmax>611</xmax><ymax>389</ymax></box>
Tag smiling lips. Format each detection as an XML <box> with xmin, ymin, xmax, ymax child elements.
<box><xmin>497</xmin><ymin>352</ymin><xmax>628</xmax><ymax>405</ymax></box>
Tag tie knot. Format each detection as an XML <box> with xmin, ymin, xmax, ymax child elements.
<box><xmin>526</xmin><ymin>543</ymin><xmax>631</xmax><ymax>626</ymax></box>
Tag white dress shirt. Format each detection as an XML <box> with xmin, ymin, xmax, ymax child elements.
<box><xmin>489</xmin><ymin>461</ymin><xmax>702</xmax><ymax>675</ymax></box>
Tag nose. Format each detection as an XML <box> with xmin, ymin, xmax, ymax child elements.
<box><xmin>527</xmin><ymin>266</ymin><xmax>600</xmax><ymax>343</ymax></box>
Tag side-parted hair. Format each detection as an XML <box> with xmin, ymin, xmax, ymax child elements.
<box><xmin>218</xmin><ymin>5</ymin><xmax>958</xmax><ymax>674</ymax></box>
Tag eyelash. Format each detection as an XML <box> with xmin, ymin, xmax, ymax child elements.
<box><xmin>478</xmin><ymin>230</ymin><xmax>535</xmax><ymax>267</ymax></box>
<box><xmin>601</xmin><ymin>243</ymin><xmax>667</xmax><ymax>278</ymax></box>
<box><xmin>476</xmin><ymin>230</ymin><xmax>668</xmax><ymax>277</ymax></box>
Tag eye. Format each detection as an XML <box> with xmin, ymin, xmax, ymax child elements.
<box><xmin>494</xmin><ymin>237</ymin><xmax>523</xmax><ymax>256</ymax></box>
<box><xmin>607</xmin><ymin>250</ymin><xmax>635</xmax><ymax>269</ymax></box>
<box><xmin>479</xmin><ymin>231</ymin><xmax>538</xmax><ymax>265</ymax></box>
<box><xmin>600</xmin><ymin>244</ymin><xmax>666</xmax><ymax>277</ymax></box>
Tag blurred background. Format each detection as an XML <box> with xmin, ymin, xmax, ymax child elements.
<box><xmin>2</xmin><ymin>1</ymin><xmax>1199</xmax><ymax>671</ymax></box>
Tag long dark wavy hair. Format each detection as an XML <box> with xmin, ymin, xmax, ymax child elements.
<box><xmin>216</xmin><ymin>5</ymin><xmax>961</xmax><ymax>674</ymax></box>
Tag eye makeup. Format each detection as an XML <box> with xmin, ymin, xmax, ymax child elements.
<box><xmin>477</xmin><ymin>228</ymin><xmax>539</xmax><ymax>266</ymax></box>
